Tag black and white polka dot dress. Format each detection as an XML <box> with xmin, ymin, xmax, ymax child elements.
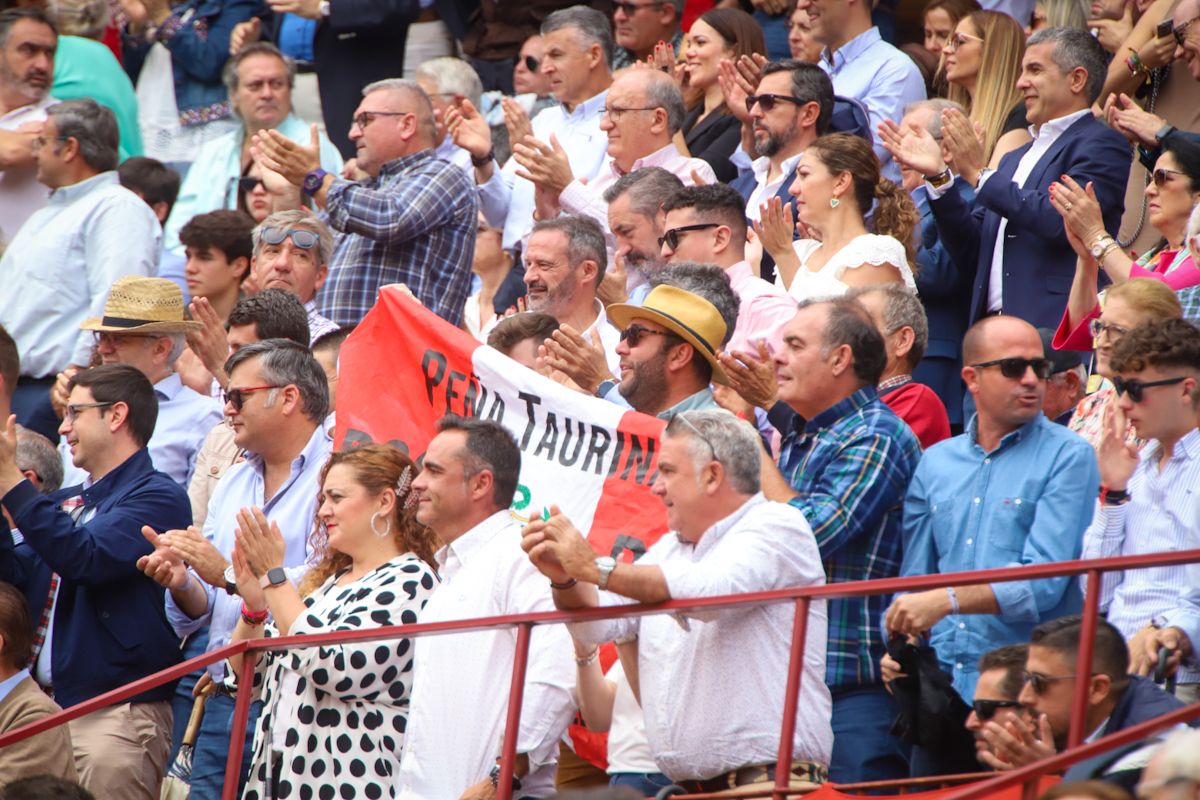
<box><xmin>242</xmin><ymin>553</ymin><xmax>439</xmax><ymax>800</ymax></box>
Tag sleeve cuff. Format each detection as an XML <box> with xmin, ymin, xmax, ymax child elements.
<box><xmin>924</xmin><ymin>173</ymin><xmax>957</xmax><ymax>199</ymax></box>
<box><xmin>992</xmin><ymin>579</ymin><xmax>1037</xmax><ymax>623</ymax></box>
<box><xmin>2</xmin><ymin>479</ymin><xmax>41</xmax><ymax>521</ymax></box>
<box><xmin>557</xmin><ymin>179</ymin><xmax>591</xmax><ymax>215</ymax></box>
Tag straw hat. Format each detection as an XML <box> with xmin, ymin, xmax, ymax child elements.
<box><xmin>81</xmin><ymin>276</ymin><xmax>202</xmax><ymax>334</ymax></box>
<box><xmin>607</xmin><ymin>285</ymin><xmax>730</xmax><ymax>385</ymax></box>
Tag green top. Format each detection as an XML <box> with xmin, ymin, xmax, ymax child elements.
<box><xmin>51</xmin><ymin>36</ymin><xmax>143</xmax><ymax>160</ymax></box>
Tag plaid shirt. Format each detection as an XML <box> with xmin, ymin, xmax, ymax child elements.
<box><xmin>318</xmin><ymin>150</ymin><xmax>478</xmax><ymax>326</ymax></box>
<box><xmin>777</xmin><ymin>386</ymin><xmax>922</xmax><ymax>691</ymax></box>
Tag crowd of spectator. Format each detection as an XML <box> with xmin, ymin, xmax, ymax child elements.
<box><xmin>0</xmin><ymin>0</ymin><xmax>1198</xmax><ymax>798</ymax></box>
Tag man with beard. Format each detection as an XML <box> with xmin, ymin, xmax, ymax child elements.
<box><xmin>602</xmin><ymin>167</ymin><xmax>682</xmax><ymax>304</ymax></box>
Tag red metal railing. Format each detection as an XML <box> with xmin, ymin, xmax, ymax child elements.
<box><xmin>2</xmin><ymin>548</ymin><xmax>1198</xmax><ymax>800</ymax></box>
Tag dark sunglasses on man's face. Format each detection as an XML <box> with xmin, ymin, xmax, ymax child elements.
<box><xmin>970</xmin><ymin>357</ymin><xmax>1054</xmax><ymax>380</ymax></box>
<box><xmin>261</xmin><ymin>226</ymin><xmax>320</xmax><ymax>250</ymax></box>
<box><xmin>972</xmin><ymin>699</ymin><xmax>1024</xmax><ymax>722</ymax></box>
<box><xmin>744</xmin><ymin>93</ymin><xmax>807</xmax><ymax>114</ymax></box>
<box><xmin>1111</xmin><ymin>375</ymin><xmax>1188</xmax><ymax>403</ymax></box>
<box><xmin>619</xmin><ymin>323</ymin><xmax>674</xmax><ymax>348</ymax></box>
<box><xmin>523</xmin><ymin>55</ymin><xmax>540</xmax><ymax>72</ymax></box>
<box><xmin>223</xmin><ymin>384</ymin><xmax>283</xmax><ymax>412</ymax></box>
<box><xmin>657</xmin><ymin>222</ymin><xmax>719</xmax><ymax>251</ymax></box>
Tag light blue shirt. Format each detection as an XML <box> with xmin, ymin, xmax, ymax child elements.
<box><xmin>0</xmin><ymin>171</ymin><xmax>160</xmax><ymax>377</ymax></box>
<box><xmin>165</xmin><ymin>423</ymin><xmax>332</xmax><ymax>678</ymax></box>
<box><xmin>818</xmin><ymin>28</ymin><xmax>926</xmax><ymax>185</ymax></box>
<box><xmin>479</xmin><ymin>91</ymin><xmax>609</xmax><ymax>250</ymax></box>
<box><xmin>162</xmin><ymin>113</ymin><xmax>344</xmax><ymax>254</ymax></box>
<box><xmin>900</xmin><ymin>413</ymin><xmax>1098</xmax><ymax>699</ymax></box>
<box><xmin>0</xmin><ymin>669</ymin><xmax>30</xmax><ymax>705</ymax></box>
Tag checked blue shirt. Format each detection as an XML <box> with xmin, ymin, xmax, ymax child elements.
<box><xmin>777</xmin><ymin>386</ymin><xmax>922</xmax><ymax>691</ymax></box>
<box><xmin>319</xmin><ymin>149</ymin><xmax>478</xmax><ymax>326</ymax></box>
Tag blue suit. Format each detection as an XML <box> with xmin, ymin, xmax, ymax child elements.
<box><xmin>0</xmin><ymin>449</ymin><xmax>190</xmax><ymax>708</ymax></box>
<box><xmin>732</xmin><ymin>164</ymin><xmax>799</xmax><ymax>284</ymax></box>
<box><xmin>929</xmin><ymin>113</ymin><xmax>1130</xmax><ymax>329</ymax></box>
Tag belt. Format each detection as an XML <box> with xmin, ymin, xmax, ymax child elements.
<box><xmin>983</xmin><ymin>309</ymin><xmax>1004</xmax><ymax>317</ymax></box>
<box><xmin>678</xmin><ymin>760</ymin><xmax>828</xmax><ymax>792</ymax></box>
<box><xmin>17</xmin><ymin>375</ymin><xmax>56</xmax><ymax>385</ymax></box>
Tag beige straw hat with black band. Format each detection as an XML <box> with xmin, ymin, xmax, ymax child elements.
<box><xmin>81</xmin><ymin>276</ymin><xmax>202</xmax><ymax>334</ymax></box>
<box><xmin>607</xmin><ymin>284</ymin><xmax>730</xmax><ymax>385</ymax></box>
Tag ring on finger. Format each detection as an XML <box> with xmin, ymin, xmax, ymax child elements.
<box><xmin>1064</xmin><ymin>201</ymin><xmax>1073</xmax><ymax>211</ymax></box>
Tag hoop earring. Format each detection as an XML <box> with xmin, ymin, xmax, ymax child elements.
<box><xmin>829</xmin><ymin>197</ymin><xmax>840</xmax><ymax>209</ymax></box>
<box><xmin>370</xmin><ymin>511</ymin><xmax>392</xmax><ymax>538</ymax></box>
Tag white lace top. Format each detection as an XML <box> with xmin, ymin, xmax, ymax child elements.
<box><xmin>779</xmin><ymin>234</ymin><xmax>916</xmax><ymax>302</ymax></box>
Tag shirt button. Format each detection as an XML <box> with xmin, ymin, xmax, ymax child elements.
<box><xmin>966</xmin><ymin>539</ymin><xmax>973</xmax><ymax>545</ymax></box>
<box><xmin>973</xmin><ymin>497</ymin><xmax>981</xmax><ymax>504</ymax></box>
<box><xmin>959</xmin><ymin>623</ymin><xmax>966</xmax><ymax>629</ymax></box>
<box><xmin>984</xmin><ymin>458</ymin><xmax>990</xmax><ymax>465</ymax></box>
<box><xmin>956</xmin><ymin>662</ymin><xmax>964</xmax><ymax>669</ymax></box>
<box><xmin>209</xmin><ymin>466</ymin><xmax>219</xmax><ymax>475</ymax></box>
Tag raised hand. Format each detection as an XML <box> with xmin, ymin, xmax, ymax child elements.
<box><xmin>1048</xmin><ymin>176</ymin><xmax>1107</xmax><ymax>250</ymax></box>
<box><xmin>186</xmin><ymin>296</ymin><xmax>232</xmax><ymax>389</ymax></box>
<box><xmin>716</xmin><ymin>340</ymin><xmax>778</xmax><ymax>410</ymax></box>
<box><xmin>234</xmin><ymin>507</ymin><xmax>286</xmax><ymax>578</ymax></box>
<box><xmin>445</xmin><ymin>98</ymin><xmax>493</xmax><ymax>161</ymax></box>
<box><xmin>537</xmin><ymin>324</ymin><xmax>614</xmax><ymax>395</ymax></box>
<box><xmin>512</xmin><ymin>134</ymin><xmax>575</xmax><ymax>195</ymax></box>
<box><xmin>161</xmin><ymin>526</ymin><xmax>228</xmax><ymax>586</ymax></box>
<box><xmin>877</xmin><ymin>118</ymin><xmax>945</xmax><ymax>178</ymax></box>
<box><xmin>1096</xmin><ymin>401</ymin><xmax>1140</xmax><ymax>488</ymax></box>
<box><xmin>229</xmin><ymin>17</ymin><xmax>262</xmax><ymax>53</ymax></box>
<box><xmin>249</xmin><ymin>126</ymin><xmax>321</xmax><ymax>187</ymax></box>
<box><xmin>501</xmin><ymin>98</ymin><xmax>533</xmax><ymax>150</ymax></box>
<box><xmin>136</xmin><ymin>526</ymin><xmax>190</xmax><ymax>590</ymax></box>
<box><xmin>940</xmin><ymin>108</ymin><xmax>986</xmax><ymax>187</ymax></box>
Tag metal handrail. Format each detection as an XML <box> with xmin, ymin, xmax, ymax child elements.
<box><xmin>0</xmin><ymin>548</ymin><xmax>1196</xmax><ymax>800</ymax></box>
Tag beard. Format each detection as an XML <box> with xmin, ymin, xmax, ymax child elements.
<box><xmin>754</xmin><ymin>117</ymin><xmax>799</xmax><ymax>158</ymax></box>
<box><xmin>618</xmin><ymin>347</ymin><xmax>671</xmax><ymax>413</ymax></box>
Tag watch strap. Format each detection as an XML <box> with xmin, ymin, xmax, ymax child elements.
<box><xmin>259</xmin><ymin>566</ymin><xmax>288</xmax><ymax>589</ymax></box>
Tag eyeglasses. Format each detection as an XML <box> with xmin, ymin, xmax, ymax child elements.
<box><xmin>1111</xmin><ymin>375</ymin><xmax>1188</xmax><ymax>403</ymax></box>
<box><xmin>64</xmin><ymin>401</ymin><xmax>115</xmax><ymax>423</ymax></box>
<box><xmin>970</xmin><ymin>357</ymin><xmax>1054</xmax><ymax>380</ymax></box>
<box><xmin>1152</xmin><ymin>167</ymin><xmax>1187</xmax><ymax>187</ymax></box>
<box><xmin>522</xmin><ymin>55</ymin><xmax>540</xmax><ymax>72</ymax></box>
<box><xmin>1174</xmin><ymin>15</ymin><xmax>1200</xmax><ymax>46</ymax></box>
<box><xmin>351</xmin><ymin>110</ymin><xmax>411</xmax><ymax>131</ymax></box>
<box><xmin>613</xmin><ymin>0</ymin><xmax>663</xmax><ymax>15</ymax></box>
<box><xmin>745</xmin><ymin>93</ymin><xmax>808</xmax><ymax>114</ymax></box>
<box><xmin>658</xmin><ymin>222</ymin><xmax>720</xmax><ymax>250</ymax></box>
<box><xmin>971</xmin><ymin>699</ymin><xmax>1025</xmax><ymax>722</ymax></box>
<box><xmin>93</xmin><ymin>331</ymin><xmax>156</xmax><ymax>347</ymax></box>
<box><xmin>667</xmin><ymin>411</ymin><xmax>716</xmax><ymax>459</ymax></box>
<box><xmin>223</xmin><ymin>384</ymin><xmax>283</xmax><ymax>412</ymax></box>
<box><xmin>1089</xmin><ymin>318</ymin><xmax>1129</xmax><ymax>340</ymax></box>
<box><xmin>602</xmin><ymin>105</ymin><xmax>660</xmax><ymax>122</ymax></box>
<box><xmin>944</xmin><ymin>31</ymin><xmax>984</xmax><ymax>52</ymax></box>
<box><xmin>260</xmin><ymin>226</ymin><xmax>320</xmax><ymax>250</ymax></box>
<box><xmin>619</xmin><ymin>323</ymin><xmax>676</xmax><ymax>347</ymax></box>
<box><xmin>1021</xmin><ymin>670</ymin><xmax>1075</xmax><ymax>694</ymax></box>
<box><xmin>238</xmin><ymin>176</ymin><xmax>264</xmax><ymax>194</ymax></box>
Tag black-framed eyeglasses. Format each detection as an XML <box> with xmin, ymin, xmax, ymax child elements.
<box><xmin>602</xmin><ymin>105</ymin><xmax>660</xmax><ymax>122</ymax></box>
<box><xmin>522</xmin><ymin>54</ymin><xmax>541</xmax><ymax>72</ymax></box>
<box><xmin>223</xmin><ymin>384</ymin><xmax>284</xmax><ymax>412</ymax></box>
<box><xmin>971</xmin><ymin>699</ymin><xmax>1024</xmax><ymax>722</ymax></box>
<box><xmin>1089</xmin><ymin>318</ymin><xmax>1129</xmax><ymax>340</ymax></box>
<box><xmin>1111</xmin><ymin>375</ymin><xmax>1188</xmax><ymax>403</ymax></box>
<box><xmin>64</xmin><ymin>401</ymin><xmax>115</xmax><ymax>423</ymax></box>
<box><xmin>351</xmin><ymin>110</ymin><xmax>411</xmax><ymax>131</ymax></box>
<box><xmin>619</xmin><ymin>323</ymin><xmax>676</xmax><ymax>348</ymax></box>
<box><xmin>238</xmin><ymin>176</ymin><xmax>264</xmax><ymax>194</ymax></box>
<box><xmin>613</xmin><ymin>0</ymin><xmax>663</xmax><ymax>15</ymax></box>
<box><xmin>261</xmin><ymin>226</ymin><xmax>320</xmax><ymax>250</ymax></box>
<box><xmin>970</xmin><ymin>357</ymin><xmax>1053</xmax><ymax>380</ymax></box>
<box><xmin>1021</xmin><ymin>670</ymin><xmax>1075</xmax><ymax>694</ymax></box>
<box><xmin>658</xmin><ymin>222</ymin><xmax>720</xmax><ymax>250</ymax></box>
<box><xmin>1173</xmin><ymin>15</ymin><xmax>1200</xmax><ymax>46</ymax></box>
<box><xmin>745</xmin><ymin>93</ymin><xmax>808</xmax><ymax>114</ymax></box>
<box><xmin>1152</xmin><ymin>167</ymin><xmax>1187</xmax><ymax>187</ymax></box>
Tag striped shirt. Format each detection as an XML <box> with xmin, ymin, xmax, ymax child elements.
<box><xmin>777</xmin><ymin>386</ymin><xmax>922</xmax><ymax>691</ymax></box>
<box><xmin>318</xmin><ymin>150</ymin><xmax>478</xmax><ymax>326</ymax></box>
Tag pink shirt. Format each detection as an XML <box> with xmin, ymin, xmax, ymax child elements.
<box><xmin>724</xmin><ymin>260</ymin><xmax>797</xmax><ymax>356</ymax></box>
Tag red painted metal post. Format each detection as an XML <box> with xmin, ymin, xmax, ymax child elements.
<box><xmin>222</xmin><ymin>649</ymin><xmax>258</xmax><ymax>800</ymax></box>
<box><xmin>1067</xmin><ymin>570</ymin><xmax>1102</xmax><ymax>749</ymax></box>
<box><xmin>497</xmin><ymin>622</ymin><xmax>533</xmax><ymax>800</ymax></box>
<box><xmin>773</xmin><ymin>598</ymin><xmax>810</xmax><ymax>800</ymax></box>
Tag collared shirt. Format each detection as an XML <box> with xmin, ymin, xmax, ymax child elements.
<box><xmin>569</xmin><ymin>494</ymin><xmax>833</xmax><ymax>779</ymax></box>
<box><xmin>320</xmin><ymin>149</ymin><xmax>478</xmax><ymax>326</ymax></box>
<box><xmin>396</xmin><ymin>511</ymin><xmax>575</xmax><ymax>799</ymax></box>
<box><xmin>1083</xmin><ymin>429</ymin><xmax>1200</xmax><ymax>683</ymax></box>
<box><xmin>983</xmin><ymin>108</ymin><xmax>1090</xmax><ymax>312</ymax></box>
<box><xmin>0</xmin><ymin>171</ymin><xmax>160</xmax><ymax>377</ymax></box>
<box><xmin>162</xmin><ymin>113</ymin><xmax>344</xmax><ymax>254</ymax></box>
<box><xmin>657</xmin><ymin>387</ymin><xmax>718</xmax><ymax>419</ymax></box>
<box><xmin>165</xmin><ymin>423</ymin><xmax>332</xmax><ymax>678</ymax></box>
<box><xmin>819</xmin><ymin>28</ymin><xmax>926</xmax><ymax>184</ymax></box>
<box><xmin>613</xmin><ymin>29</ymin><xmax>684</xmax><ymax>70</ymax></box>
<box><xmin>479</xmin><ymin>91</ymin><xmax>609</xmax><ymax>250</ymax></box>
<box><xmin>724</xmin><ymin>260</ymin><xmax>796</xmax><ymax>356</ymax></box>
<box><xmin>304</xmin><ymin>299</ymin><xmax>340</xmax><ymax>343</ymax></box>
<box><xmin>0</xmin><ymin>95</ymin><xmax>55</xmax><ymax>245</ymax></box>
<box><xmin>0</xmin><ymin>668</ymin><xmax>30</xmax><ymax>706</ymax></box>
<box><xmin>902</xmin><ymin>413</ymin><xmax>1099</xmax><ymax>699</ymax></box>
<box><xmin>585</xmin><ymin>298</ymin><xmax>623</xmax><ymax>375</ymax></box>
<box><xmin>777</xmin><ymin>386</ymin><xmax>922</xmax><ymax>690</ymax></box>
<box><xmin>745</xmin><ymin>151</ymin><xmax>803</xmax><ymax>223</ymax></box>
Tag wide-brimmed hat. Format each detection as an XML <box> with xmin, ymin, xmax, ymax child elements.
<box><xmin>607</xmin><ymin>285</ymin><xmax>729</xmax><ymax>385</ymax></box>
<box><xmin>81</xmin><ymin>276</ymin><xmax>203</xmax><ymax>334</ymax></box>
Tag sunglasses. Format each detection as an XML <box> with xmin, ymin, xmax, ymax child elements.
<box><xmin>972</xmin><ymin>699</ymin><xmax>1024</xmax><ymax>722</ymax></box>
<box><xmin>613</xmin><ymin>0</ymin><xmax>662</xmax><ymax>15</ymax></box>
<box><xmin>1021</xmin><ymin>670</ymin><xmax>1076</xmax><ymax>695</ymax></box>
<box><xmin>745</xmin><ymin>93</ymin><xmax>808</xmax><ymax>114</ymax></box>
<box><xmin>238</xmin><ymin>176</ymin><xmax>264</xmax><ymax>194</ymax></box>
<box><xmin>658</xmin><ymin>222</ymin><xmax>719</xmax><ymax>250</ymax></box>
<box><xmin>1152</xmin><ymin>167</ymin><xmax>1187</xmax><ymax>187</ymax></box>
<box><xmin>619</xmin><ymin>323</ymin><xmax>676</xmax><ymax>348</ymax></box>
<box><xmin>522</xmin><ymin>54</ymin><xmax>540</xmax><ymax>72</ymax></box>
<box><xmin>1174</xmin><ymin>15</ymin><xmax>1200</xmax><ymax>46</ymax></box>
<box><xmin>1088</xmin><ymin>318</ymin><xmax>1129</xmax><ymax>340</ymax></box>
<box><xmin>261</xmin><ymin>226</ymin><xmax>320</xmax><ymax>250</ymax></box>
<box><xmin>223</xmin><ymin>384</ymin><xmax>283</xmax><ymax>412</ymax></box>
<box><xmin>1111</xmin><ymin>375</ymin><xmax>1187</xmax><ymax>403</ymax></box>
<box><xmin>970</xmin><ymin>357</ymin><xmax>1054</xmax><ymax>380</ymax></box>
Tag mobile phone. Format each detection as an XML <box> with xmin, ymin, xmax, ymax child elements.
<box><xmin>1157</xmin><ymin>18</ymin><xmax>1174</xmax><ymax>38</ymax></box>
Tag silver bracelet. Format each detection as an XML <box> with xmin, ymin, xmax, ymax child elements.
<box><xmin>946</xmin><ymin>587</ymin><xmax>961</xmax><ymax>615</ymax></box>
<box><xmin>574</xmin><ymin>649</ymin><xmax>599</xmax><ymax>666</ymax></box>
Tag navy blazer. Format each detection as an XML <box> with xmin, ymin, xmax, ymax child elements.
<box><xmin>732</xmin><ymin>163</ymin><xmax>799</xmax><ymax>285</ymax></box>
<box><xmin>0</xmin><ymin>449</ymin><xmax>191</xmax><ymax>708</ymax></box>
<box><xmin>929</xmin><ymin>113</ymin><xmax>1131</xmax><ymax>329</ymax></box>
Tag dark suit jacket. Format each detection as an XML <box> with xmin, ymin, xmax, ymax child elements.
<box><xmin>929</xmin><ymin>112</ymin><xmax>1131</xmax><ymax>329</ymax></box>
<box><xmin>683</xmin><ymin>106</ymin><xmax>742</xmax><ymax>184</ymax></box>
<box><xmin>0</xmin><ymin>449</ymin><xmax>191</xmax><ymax>708</ymax></box>
<box><xmin>732</xmin><ymin>161</ymin><xmax>799</xmax><ymax>284</ymax></box>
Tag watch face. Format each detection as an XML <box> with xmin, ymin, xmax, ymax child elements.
<box><xmin>224</xmin><ymin>565</ymin><xmax>236</xmax><ymax>584</ymax></box>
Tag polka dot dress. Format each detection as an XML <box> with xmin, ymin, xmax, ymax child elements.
<box><xmin>242</xmin><ymin>554</ymin><xmax>438</xmax><ymax>800</ymax></box>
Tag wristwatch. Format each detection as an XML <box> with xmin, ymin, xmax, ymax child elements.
<box><xmin>223</xmin><ymin>564</ymin><xmax>239</xmax><ymax>596</ymax></box>
<box><xmin>595</xmin><ymin>556</ymin><xmax>617</xmax><ymax>590</ymax></box>
<box><xmin>925</xmin><ymin>168</ymin><xmax>953</xmax><ymax>189</ymax></box>
<box><xmin>259</xmin><ymin>566</ymin><xmax>288</xmax><ymax>590</ymax></box>
<box><xmin>488</xmin><ymin>764</ymin><xmax>520</xmax><ymax>792</ymax></box>
<box><xmin>1155</xmin><ymin>123</ymin><xmax>1176</xmax><ymax>144</ymax></box>
<box><xmin>1090</xmin><ymin>234</ymin><xmax>1119</xmax><ymax>260</ymax></box>
<box><xmin>302</xmin><ymin>168</ymin><xmax>331</xmax><ymax>196</ymax></box>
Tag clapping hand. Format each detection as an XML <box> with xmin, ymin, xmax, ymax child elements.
<box><xmin>512</xmin><ymin>134</ymin><xmax>575</xmax><ymax>195</ymax></box>
<box><xmin>161</xmin><ymin>526</ymin><xmax>228</xmax><ymax>586</ymax></box>
<box><xmin>878</xmin><ymin>119</ymin><xmax>946</xmax><ymax>178</ymax></box>
<box><xmin>501</xmin><ymin>98</ymin><xmax>533</xmax><ymax>150</ymax></box>
<box><xmin>716</xmin><ymin>341</ymin><xmax>778</xmax><ymax>410</ymax></box>
<box><xmin>939</xmin><ymin>108</ymin><xmax>986</xmax><ymax>187</ymax></box>
<box><xmin>445</xmin><ymin>98</ymin><xmax>493</xmax><ymax>163</ymax></box>
<box><xmin>1048</xmin><ymin>175</ymin><xmax>1106</xmax><ymax>252</ymax></box>
<box><xmin>250</xmin><ymin>125</ymin><xmax>322</xmax><ymax>187</ymax></box>
<box><xmin>1104</xmin><ymin>92</ymin><xmax>1167</xmax><ymax>147</ymax></box>
<box><xmin>978</xmin><ymin>714</ymin><xmax>1056</xmax><ymax>770</ymax></box>
<box><xmin>537</xmin><ymin>324</ymin><xmax>613</xmax><ymax>395</ymax></box>
<box><xmin>186</xmin><ymin>297</ymin><xmax>231</xmax><ymax>389</ymax></box>
<box><xmin>233</xmin><ymin>507</ymin><xmax>286</xmax><ymax>579</ymax></box>
<box><xmin>137</xmin><ymin>526</ymin><xmax>190</xmax><ymax>590</ymax></box>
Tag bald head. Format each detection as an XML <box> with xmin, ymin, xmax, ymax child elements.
<box><xmin>962</xmin><ymin>316</ymin><xmax>1044</xmax><ymax>366</ymax></box>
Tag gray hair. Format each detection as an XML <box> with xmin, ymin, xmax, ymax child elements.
<box><xmin>15</xmin><ymin>430</ymin><xmax>63</xmax><ymax>494</ymax></box>
<box><xmin>253</xmin><ymin>209</ymin><xmax>334</xmax><ymax>268</ymax></box>
<box><xmin>846</xmin><ymin>284</ymin><xmax>929</xmax><ymax>369</ymax></box>
<box><xmin>649</xmin><ymin>262</ymin><xmax>741</xmax><ymax>347</ymax></box>
<box><xmin>223</xmin><ymin>42</ymin><xmax>297</xmax><ymax>93</ymax></box>
<box><xmin>625</xmin><ymin>69</ymin><xmax>686</xmax><ymax>134</ymax></box>
<box><xmin>602</xmin><ymin>166</ymin><xmax>683</xmax><ymax>217</ymax></box>
<box><xmin>362</xmin><ymin>78</ymin><xmax>439</xmax><ymax>144</ymax></box>
<box><xmin>1026</xmin><ymin>27</ymin><xmax>1107</xmax><ymax>104</ymax></box>
<box><xmin>664</xmin><ymin>409</ymin><xmax>761</xmax><ymax>494</ymax></box>
<box><xmin>542</xmin><ymin>6</ymin><xmax>615</xmax><ymax>69</ymax></box>
<box><xmin>165</xmin><ymin>333</ymin><xmax>187</xmax><ymax>366</ymax></box>
<box><xmin>224</xmin><ymin>338</ymin><xmax>330</xmax><ymax>423</ymax></box>
<box><xmin>1149</xmin><ymin>728</ymin><xmax>1200</xmax><ymax>780</ymax></box>
<box><xmin>48</xmin><ymin>0</ymin><xmax>109</xmax><ymax>39</ymax></box>
<box><xmin>903</xmin><ymin>98</ymin><xmax>966</xmax><ymax>140</ymax></box>
<box><xmin>415</xmin><ymin>57</ymin><xmax>483</xmax><ymax>110</ymax></box>
<box><xmin>530</xmin><ymin>215</ymin><xmax>608</xmax><ymax>286</ymax></box>
<box><xmin>47</xmin><ymin>99</ymin><xmax>119</xmax><ymax>173</ymax></box>
<box><xmin>0</xmin><ymin>8</ymin><xmax>56</xmax><ymax>48</ymax></box>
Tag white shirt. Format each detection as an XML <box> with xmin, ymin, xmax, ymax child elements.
<box><xmin>568</xmin><ymin>494</ymin><xmax>833</xmax><ymax>780</ymax></box>
<box><xmin>606</xmin><ymin>660</ymin><xmax>659</xmax><ymax>774</ymax></box>
<box><xmin>582</xmin><ymin>298</ymin><xmax>622</xmax><ymax>375</ymax></box>
<box><xmin>982</xmin><ymin>108</ymin><xmax>1089</xmax><ymax>313</ymax></box>
<box><xmin>0</xmin><ymin>171</ymin><xmax>160</xmax><ymax>377</ymax></box>
<box><xmin>745</xmin><ymin>152</ymin><xmax>803</xmax><ymax>223</ymax></box>
<box><xmin>0</xmin><ymin>95</ymin><xmax>56</xmax><ymax>246</ymax></box>
<box><xmin>396</xmin><ymin>511</ymin><xmax>575</xmax><ymax>799</ymax></box>
<box><xmin>435</xmin><ymin>134</ymin><xmax>474</xmax><ymax>177</ymax></box>
<box><xmin>479</xmin><ymin>91</ymin><xmax>609</xmax><ymax>250</ymax></box>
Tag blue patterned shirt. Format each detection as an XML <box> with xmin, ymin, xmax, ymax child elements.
<box><xmin>777</xmin><ymin>386</ymin><xmax>922</xmax><ymax>691</ymax></box>
<box><xmin>318</xmin><ymin>149</ymin><xmax>478</xmax><ymax>326</ymax></box>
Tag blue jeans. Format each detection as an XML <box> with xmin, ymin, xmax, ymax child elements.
<box><xmin>188</xmin><ymin>692</ymin><xmax>262</xmax><ymax>800</ymax></box>
<box><xmin>610</xmin><ymin>771</ymin><xmax>675</xmax><ymax>795</ymax></box>
<box><xmin>167</xmin><ymin>629</ymin><xmax>210</xmax><ymax>766</ymax></box>
<box><xmin>830</xmin><ymin>686</ymin><xmax>911</xmax><ymax>787</ymax></box>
